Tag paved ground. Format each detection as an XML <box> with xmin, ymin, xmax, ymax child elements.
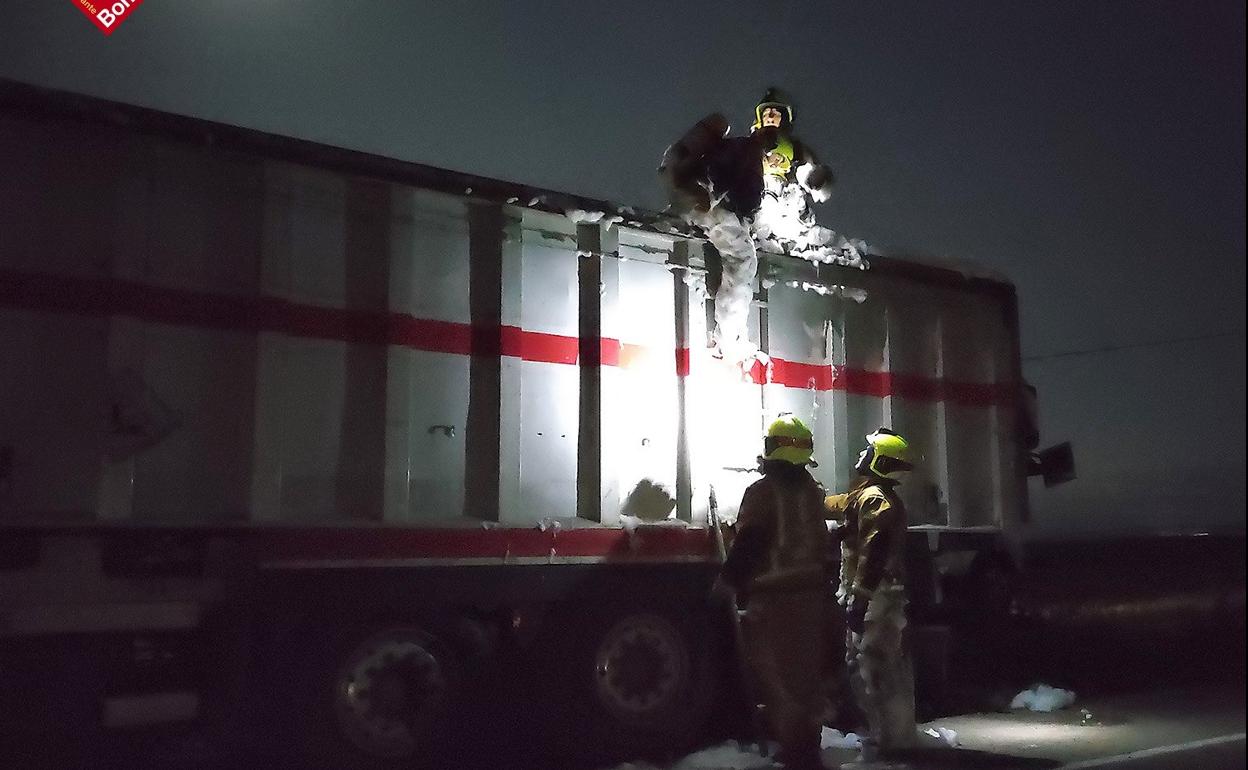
<box><xmin>3</xmin><ymin>586</ymin><xmax>1242</xmax><ymax>769</ymax></box>
<box><xmin>2</xmin><ymin>682</ymin><xmax>1242</xmax><ymax>769</ymax></box>
<box><xmin>813</xmin><ymin>682</ymin><xmax>1245</xmax><ymax>770</ymax></box>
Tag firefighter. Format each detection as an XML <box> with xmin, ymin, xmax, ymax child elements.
<box><xmin>657</xmin><ymin>89</ymin><xmax>835</xmax><ymax>220</ymax></box>
<box><xmin>834</xmin><ymin>428</ymin><xmax>919</xmax><ymax>760</ymax></box>
<box><xmin>749</xmin><ymin>88</ymin><xmax>834</xmax><ymax>204</ymax></box>
<box><xmin>718</xmin><ymin>415</ymin><xmax>829</xmax><ymax>770</ymax></box>
<box><xmin>658</xmin><ymin>111</ymin><xmax>769</xmax><ymax>218</ymax></box>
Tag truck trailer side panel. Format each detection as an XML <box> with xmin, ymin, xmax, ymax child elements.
<box><xmin>0</xmin><ymin>80</ymin><xmax>1030</xmax><ymax>764</ymax></box>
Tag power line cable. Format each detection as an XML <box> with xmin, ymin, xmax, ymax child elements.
<box><xmin>1023</xmin><ymin>329</ymin><xmax>1245</xmax><ymax>362</ymax></box>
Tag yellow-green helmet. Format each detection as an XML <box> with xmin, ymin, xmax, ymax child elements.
<box><xmin>752</xmin><ymin>87</ymin><xmax>794</xmax><ymax>131</ymax></box>
<box><xmin>856</xmin><ymin>428</ymin><xmax>914</xmax><ymax>479</ymax></box>
<box><xmin>764</xmin><ymin>415</ymin><xmax>814</xmax><ymax>465</ymax></box>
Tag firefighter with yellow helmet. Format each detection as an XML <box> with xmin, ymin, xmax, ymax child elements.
<box><xmin>657</xmin><ymin>87</ymin><xmax>835</xmax><ymax>221</ymax></box>
<box><xmin>826</xmin><ymin>428</ymin><xmax>919</xmax><ymax>760</ymax></box>
<box><xmin>750</xmin><ymin>88</ymin><xmax>834</xmax><ymax>202</ymax></box>
<box><xmin>719</xmin><ymin>415</ymin><xmax>829</xmax><ymax>770</ymax></box>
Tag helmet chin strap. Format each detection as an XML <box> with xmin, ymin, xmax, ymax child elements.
<box><xmin>854</xmin><ymin>448</ymin><xmax>871</xmax><ymax>475</ymax></box>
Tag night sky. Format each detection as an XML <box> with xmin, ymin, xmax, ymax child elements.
<box><xmin>2</xmin><ymin>1</ymin><xmax>1243</xmax><ymax>535</ymax></box>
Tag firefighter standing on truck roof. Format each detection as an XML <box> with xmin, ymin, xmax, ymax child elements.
<box><xmin>826</xmin><ymin>428</ymin><xmax>919</xmax><ymax>761</ymax></box>
<box><xmin>718</xmin><ymin>415</ymin><xmax>829</xmax><ymax>770</ymax></box>
<box><xmin>750</xmin><ymin>87</ymin><xmax>834</xmax><ymax>201</ymax></box>
<box><xmin>748</xmin><ymin>88</ymin><xmax>847</xmax><ymax>261</ymax></box>
<box><xmin>656</xmin><ymin>88</ymin><xmax>836</xmax><ymax>220</ymax></box>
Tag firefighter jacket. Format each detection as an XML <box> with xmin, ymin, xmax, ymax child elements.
<box><xmin>752</xmin><ymin>126</ymin><xmax>834</xmax><ymax>201</ymax></box>
<box><xmin>721</xmin><ymin>461</ymin><xmax>829</xmax><ymax>596</ymax></box>
<box><xmin>660</xmin><ymin>113</ymin><xmax>769</xmax><ymax>217</ymax></box>
<box><xmin>835</xmin><ymin>477</ymin><xmax>908</xmax><ymax>601</ymax></box>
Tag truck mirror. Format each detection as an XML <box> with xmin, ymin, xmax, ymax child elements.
<box><xmin>1033</xmin><ymin>442</ymin><xmax>1076</xmax><ymax>487</ymax></box>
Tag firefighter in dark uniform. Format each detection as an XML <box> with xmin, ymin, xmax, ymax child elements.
<box><xmin>719</xmin><ymin>415</ymin><xmax>829</xmax><ymax>770</ymax></box>
<box><xmin>826</xmin><ymin>428</ymin><xmax>918</xmax><ymax>760</ymax></box>
<box><xmin>657</xmin><ymin>88</ymin><xmax>835</xmax><ymax>220</ymax></box>
<box><xmin>659</xmin><ymin>111</ymin><xmax>770</xmax><ymax>218</ymax></box>
<box><xmin>749</xmin><ymin>88</ymin><xmax>834</xmax><ymax>202</ymax></box>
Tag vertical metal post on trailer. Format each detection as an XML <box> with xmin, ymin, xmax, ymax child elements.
<box><xmin>672</xmin><ymin>241</ymin><xmax>693</xmax><ymax>523</ymax></box>
<box><xmin>463</xmin><ymin>201</ymin><xmax>525</xmax><ymax>522</ymax></box>
<box><xmin>702</xmin><ymin>246</ymin><xmax>722</xmax><ymax>351</ymax></box>
<box><xmin>576</xmin><ymin>223</ymin><xmax>603</xmax><ymax>522</ymax></box>
<box><xmin>335</xmin><ymin>179</ymin><xmax>392</xmax><ymax>521</ymax></box>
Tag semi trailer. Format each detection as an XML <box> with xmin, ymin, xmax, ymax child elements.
<box><xmin>0</xmin><ymin>79</ymin><xmax>1071</xmax><ymax>767</ymax></box>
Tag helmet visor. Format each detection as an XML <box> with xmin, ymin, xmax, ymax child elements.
<box><xmin>765</xmin><ymin>434</ymin><xmax>813</xmax><ymax>453</ymax></box>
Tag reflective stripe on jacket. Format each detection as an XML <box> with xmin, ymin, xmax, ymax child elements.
<box><xmin>722</xmin><ymin>462</ymin><xmax>829</xmax><ymax>594</ymax></box>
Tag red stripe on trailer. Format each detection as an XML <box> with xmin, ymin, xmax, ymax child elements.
<box><xmin>598</xmin><ymin>339</ymin><xmax>622</xmax><ymax>367</ymax></box>
<box><xmin>251</xmin><ymin>525</ymin><xmax>717</xmax><ymax>564</ymax></box>
<box><xmin>769</xmin><ymin>359</ymin><xmax>836</xmax><ymax>391</ymax></box>
<box><xmin>741</xmin><ymin>359</ymin><xmax>1013</xmax><ymax>406</ymax></box>
<box><xmin>834</xmin><ymin>368</ymin><xmax>892</xmax><ymax>398</ymax></box>
<box><xmin>889</xmin><ymin>372</ymin><xmax>944</xmax><ymax>402</ymax></box>
<box><xmin>0</xmin><ymin>268</ymin><xmax>603</xmax><ymax>367</ymax></box>
<box><xmin>0</xmin><ymin>268</ymin><xmax>1011</xmax><ymax>405</ymax></box>
<box><xmin>832</xmin><ymin>368</ymin><xmax>1009</xmax><ymax>406</ymax></box>
<box><xmin>500</xmin><ymin>326</ymin><xmax>581</xmax><ymax>365</ymax></box>
<box><xmin>675</xmin><ymin>348</ymin><xmax>691</xmax><ymax>377</ymax></box>
<box><xmin>945</xmin><ymin>380</ymin><xmax>1014</xmax><ymax>407</ymax></box>
<box><xmin>386</xmin><ymin>315</ymin><xmax>475</xmax><ymax>355</ymax></box>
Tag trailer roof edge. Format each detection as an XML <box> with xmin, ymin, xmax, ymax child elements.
<box><xmin>0</xmin><ymin>78</ymin><xmax>1016</xmax><ymax>299</ymax></box>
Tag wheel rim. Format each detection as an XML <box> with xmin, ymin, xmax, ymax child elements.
<box><xmin>593</xmin><ymin>614</ymin><xmax>689</xmax><ymax>725</ymax></box>
<box><xmin>333</xmin><ymin>628</ymin><xmax>448</xmax><ymax>759</ymax></box>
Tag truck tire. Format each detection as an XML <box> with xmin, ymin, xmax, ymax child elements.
<box><xmin>298</xmin><ymin>624</ymin><xmax>461</xmax><ymax>769</ymax></box>
<box><xmin>555</xmin><ymin>606</ymin><xmax>718</xmax><ymax>762</ymax></box>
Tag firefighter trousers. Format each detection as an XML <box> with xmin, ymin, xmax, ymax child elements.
<box><xmin>742</xmin><ymin>587</ymin><xmax>827</xmax><ymax>769</ymax></box>
<box><xmin>846</xmin><ymin>585</ymin><xmax>916</xmax><ymax>753</ymax></box>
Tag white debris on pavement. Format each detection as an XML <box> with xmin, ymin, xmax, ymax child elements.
<box><xmin>820</xmin><ymin>727</ymin><xmax>863</xmax><ymax>749</ymax></box>
<box><xmin>1010</xmin><ymin>683</ymin><xmax>1077</xmax><ymax>712</ymax></box>
<box><xmin>922</xmin><ymin>726</ymin><xmax>960</xmax><ymax>747</ymax></box>
<box><xmin>602</xmin><ymin>740</ymin><xmax>779</xmax><ymax>770</ymax></box>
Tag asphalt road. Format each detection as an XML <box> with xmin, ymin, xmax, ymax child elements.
<box><xmin>3</xmin><ymin>613</ymin><xmax>1242</xmax><ymax>770</ymax></box>
<box><xmin>813</xmin><ymin>682</ymin><xmax>1246</xmax><ymax>770</ymax></box>
<box><xmin>2</xmin><ymin>683</ymin><xmax>1243</xmax><ymax>769</ymax></box>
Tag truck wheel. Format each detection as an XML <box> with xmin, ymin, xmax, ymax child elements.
<box><xmin>562</xmin><ymin>608</ymin><xmax>716</xmax><ymax>760</ymax></box>
<box><xmin>302</xmin><ymin>625</ymin><xmax>460</xmax><ymax>769</ymax></box>
<box><xmin>594</xmin><ymin>613</ymin><xmax>689</xmax><ymax>726</ymax></box>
